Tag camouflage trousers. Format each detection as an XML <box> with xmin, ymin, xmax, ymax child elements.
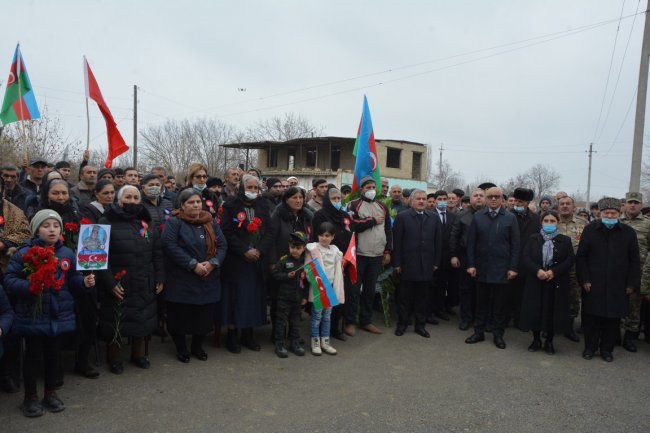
<box><xmin>568</xmin><ymin>269</ymin><xmax>581</xmax><ymax>318</ymax></box>
<box><xmin>623</xmin><ymin>291</ymin><xmax>642</xmax><ymax>333</ymax></box>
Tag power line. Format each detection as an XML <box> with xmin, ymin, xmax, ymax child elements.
<box><xmin>591</xmin><ymin>0</ymin><xmax>628</xmax><ymax>144</ymax></box>
<box><xmin>603</xmin><ymin>85</ymin><xmax>638</xmax><ymax>155</ymax></box>
<box><xmin>595</xmin><ymin>0</ymin><xmax>642</xmax><ymax>144</ymax></box>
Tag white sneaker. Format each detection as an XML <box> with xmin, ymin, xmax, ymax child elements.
<box><xmin>311</xmin><ymin>337</ymin><xmax>322</xmax><ymax>356</ymax></box>
<box><xmin>320</xmin><ymin>337</ymin><xmax>337</xmax><ymax>355</ymax></box>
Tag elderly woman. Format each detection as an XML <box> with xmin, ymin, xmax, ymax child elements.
<box><xmin>80</xmin><ymin>179</ymin><xmax>115</xmax><ymax>223</ymax></box>
<box><xmin>27</xmin><ymin>178</ymin><xmax>80</xmax><ymax>223</ymax></box>
<box><xmin>181</xmin><ymin>163</ymin><xmax>220</xmax><ymax>218</ymax></box>
<box><xmin>219</xmin><ymin>174</ymin><xmax>272</xmax><ymax>353</ymax></box>
<box><xmin>520</xmin><ymin>210</ymin><xmax>575</xmax><ymax>354</ymax></box>
<box><xmin>311</xmin><ymin>187</ymin><xmax>354</xmax><ymax>340</ymax></box>
<box><xmin>97</xmin><ymin>185</ymin><xmax>164</xmax><ymax>374</ymax></box>
<box><xmin>161</xmin><ymin>189</ymin><xmax>227</xmax><ymax>363</ymax></box>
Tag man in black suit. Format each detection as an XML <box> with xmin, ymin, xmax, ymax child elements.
<box><xmin>392</xmin><ymin>189</ymin><xmax>442</xmax><ymax>338</ymax></box>
<box><xmin>465</xmin><ymin>186</ymin><xmax>520</xmax><ymax>349</ymax></box>
<box><xmin>429</xmin><ymin>190</ymin><xmax>459</xmax><ymax>322</ymax></box>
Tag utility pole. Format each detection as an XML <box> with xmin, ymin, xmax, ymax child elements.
<box><xmin>630</xmin><ymin>0</ymin><xmax>650</xmax><ymax>192</ymax></box>
<box><xmin>586</xmin><ymin>143</ymin><xmax>595</xmax><ymax>209</ymax></box>
<box><xmin>133</xmin><ymin>84</ymin><xmax>138</xmax><ymax>168</ymax></box>
<box><xmin>438</xmin><ymin>143</ymin><xmax>444</xmax><ymax>175</ymax></box>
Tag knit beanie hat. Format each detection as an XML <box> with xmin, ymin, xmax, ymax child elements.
<box><xmin>30</xmin><ymin>209</ymin><xmax>63</xmax><ymax>235</ymax></box>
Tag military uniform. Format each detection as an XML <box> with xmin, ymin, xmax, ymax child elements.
<box><xmin>270</xmin><ymin>254</ymin><xmax>309</xmax><ymax>344</ymax></box>
<box><xmin>620</xmin><ymin>212</ymin><xmax>650</xmax><ymax>334</ymax></box>
<box><xmin>557</xmin><ymin>215</ymin><xmax>588</xmax><ymax>319</ymax></box>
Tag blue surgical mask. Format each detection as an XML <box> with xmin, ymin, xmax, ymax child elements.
<box><xmin>602</xmin><ymin>218</ymin><xmax>618</xmax><ymax>229</ymax></box>
<box><xmin>332</xmin><ymin>202</ymin><xmax>342</xmax><ymax>210</ymax></box>
<box><xmin>542</xmin><ymin>224</ymin><xmax>557</xmax><ymax>234</ymax></box>
<box><xmin>513</xmin><ymin>206</ymin><xmax>525</xmax><ymax>213</ymax></box>
<box><xmin>193</xmin><ymin>183</ymin><xmax>206</xmax><ymax>192</ymax></box>
<box><xmin>436</xmin><ymin>201</ymin><xmax>448</xmax><ymax>210</ymax></box>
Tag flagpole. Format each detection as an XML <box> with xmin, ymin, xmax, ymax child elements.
<box><xmin>16</xmin><ymin>44</ymin><xmax>28</xmax><ymax>160</ymax></box>
<box><xmin>83</xmin><ymin>56</ymin><xmax>90</xmax><ymax>151</ymax></box>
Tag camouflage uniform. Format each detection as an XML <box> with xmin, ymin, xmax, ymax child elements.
<box><xmin>557</xmin><ymin>215</ymin><xmax>588</xmax><ymax>318</ymax></box>
<box><xmin>620</xmin><ymin>213</ymin><xmax>650</xmax><ymax>333</ymax></box>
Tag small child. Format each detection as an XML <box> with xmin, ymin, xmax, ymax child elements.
<box><xmin>306</xmin><ymin>222</ymin><xmax>344</xmax><ymax>356</ymax></box>
<box><xmin>3</xmin><ymin>210</ymin><xmax>94</xmax><ymax>418</ymax></box>
<box><xmin>270</xmin><ymin>232</ymin><xmax>309</xmax><ymax>358</ymax></box>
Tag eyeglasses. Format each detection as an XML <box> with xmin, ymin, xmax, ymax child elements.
<box><xmin>486</xmin><ymin>195</ymin><xmax>501</xmax><ymax>199</ymax></box>
<box><xmin>193</xmin><ymin>174</ymin><xmax>208</xmax><ymax>179</ymax></box>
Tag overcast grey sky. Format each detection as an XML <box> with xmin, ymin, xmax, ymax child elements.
<box><xmin>2</xmin><ymin>0</ymin><xmax>647</xmax><ymax>198</ymax></box>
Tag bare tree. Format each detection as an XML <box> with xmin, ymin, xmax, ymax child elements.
<box><xmin>504</xmin><ymin>164</ymin><xmax>560</xmax><ymax>198</ymax></box>
<box><xmin>0</xmin><ymin>106</ymin><xmax>81</xmax><ymax>164</ymax></box>
<box><xmin>427</xmin><ymin>154</ymin><xmax>464</xmax><ymax>191</ymax></box>
<box><xmin>245</xmin><ymin>112</ymin><xmax>324</xmax><ymax>142</ymax></box>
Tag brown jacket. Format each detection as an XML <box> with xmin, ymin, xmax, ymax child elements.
<box><xmin>0</xmin><ymin>200</ymin><xmax>31</xmax><ymax>272</ymax></box>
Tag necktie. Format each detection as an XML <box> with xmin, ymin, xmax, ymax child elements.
<box><xmin>442</xmin><ymin>212</ymin><xmax>446</xmax><ymax>226</ymax></box>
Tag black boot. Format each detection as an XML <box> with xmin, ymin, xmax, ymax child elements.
<box><xmin>274</xmin><ymin>342</ymin><xmax>288</xmax><ymax>358</ymax></box>
<box><xmin>241</xmin><ymin>328</ymin><xmax>261</xmax><ymax>352</ymax></box>
<box><xmin>564</xmin><ymin>318</ymin><xmax>580</xmax><ymax>342</ymax></box>
<box><xmin>226</xmin><ymin>329</ymin><xmax>241</xmax><ymax>354</ymax></box>
<box><xmin>622</xmin><ymin>331</ymin><xmax>639</xmax><ymax>353</ymax></box>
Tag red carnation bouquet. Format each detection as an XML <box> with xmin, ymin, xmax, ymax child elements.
<box><xmin>63</xmin><ymin>221</ymin><xmax>80</xmax><ymax>251</ymax></box>
<box><xmin>111</xmin><ymin>269</ymin><xmax>127</xmax><ymax>347</ymax></box>
<box><xmin>22</xmin><ymin>245</ymin><xmax>64</xmax><ymax>318</ymax></box>
<box><xmin>246</xmin><ymin>217</ymin><xmax>263</xmax><ymax>247</ymax></box>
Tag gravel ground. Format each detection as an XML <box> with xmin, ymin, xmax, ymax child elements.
<box><xmin>1</xmin><ymin>313</ymin><xmax>649</xmax><ymax>433</ymax></box>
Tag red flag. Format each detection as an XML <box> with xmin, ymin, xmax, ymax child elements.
<box><xmin>344</xmin><ymin>235</ymin><xmax>357</xmax><ymax>284</ymax></box>
<box><xmin>84</xmin><ymin>57</ymin><xmax>129</xmax><ymax>168</ymax></box>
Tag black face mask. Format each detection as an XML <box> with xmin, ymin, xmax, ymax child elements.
<box><xmin>122</xmin><ymin>203</ymin><xmax>143</xmax><ymax>216</ymax></box>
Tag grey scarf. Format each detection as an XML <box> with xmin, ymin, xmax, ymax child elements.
<box><xmin>540</xmin><ymin>229</ymin><xmax>559</xmax><ymax>268</ymax></box>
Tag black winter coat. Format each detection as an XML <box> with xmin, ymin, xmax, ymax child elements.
<box><xmin>270</xmin><ymin>255</ymin><xmax>309</xmax><ymax>302</ymax></box>
<box><xmin>96</xmin><ymin>204</ymin><xmax>165</xmax><ymax>340</ymax></box>
<box><xmin>520</xmin><ymin>233</ymin><xmax>574</xmax><ymax>333</ymax></box>
<box><xmin>392</xmin><ymin>209</ymin><xmax>442</xmax><ymax>282</ymax></box>
<box><xmin>268</xmin><ymin>203</ymin><xmax>313</xmax><ymax>265</ymax></box>
<box><xmin>576</xmin><ymin>221</ymin><xmax>641</xmax><ymax>318</ymax></box>
<box><xmin>449</xmin><ymin>207</ymin><xmax>478</xmax><ymax>257</ymax></box>
<box><xmin>161</xmin><ymin>216</ymin><xmax>227</xmax><ymax>305</ymax></box>
<box><xmin>310</xmin><ymin>190</ymin><xmax>354</xmax><ymax>253</ymax></box>
<box><xmin>220</xmin><ymin>195</ymin><xmax>272</xmax><ymax>282</ymax></box>
<box><xmin>467</xmin><ymin>207</ymin><xmax>520</xmax><ymax>284</ymax></box>
<box><xmin>142</xmin><ymin>195</ymin><xmax>174</xmax><ymax>235</ymax></box>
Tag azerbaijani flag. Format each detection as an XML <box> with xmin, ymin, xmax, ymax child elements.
<box><xmin>0</xmin><ymin>44</ymin><xmax>40</xmax><ymax>125</ymax></box>
<box><xmin>77</xmin><ymin>253</ymin><xmax>108</xmax><ymax>270</ymax></box>
<box><xmin>305</xmin><ymin>258</ymin><xmax>339</xmax><ymax>312</ymax></box>
<box><xmin>352</xmin><ymin>95</ymin><xmax>380</xmax><ymax>191</ymax></box>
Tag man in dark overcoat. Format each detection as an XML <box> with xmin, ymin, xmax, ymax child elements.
<box><xmin>465</xmin><ymin>186</ymin><xmax>520</xmax><ymax>349</ymax></box>
<box><xmin>576</xmin><ymin>197</ymin><xmax>640</xmax><ymax>362</ymax></box>
<box><xmin>392</xmin><ymin>189</ymin><xmax>442</xmax><ymax>338</ymax></box>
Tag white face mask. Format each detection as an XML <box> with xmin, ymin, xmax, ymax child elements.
<box><xmin>363</xmin><ymin>190</ymin><xmax>376</xmax><ymax>201</ymax></box>
<box><xmin>244</xmin><ymin>191</ymin><xmax>258</xmax><ymax>200</ymax></box>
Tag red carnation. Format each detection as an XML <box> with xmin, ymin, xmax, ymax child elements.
<box><xmin>80</xmin><ymin>217</ymin><xmax>93</xmax><ymax>225</ymax></box>
<box><xmin>64</xmin><ymin>222</ymin><xmax>80</xmax><ymax>233</ymax></box>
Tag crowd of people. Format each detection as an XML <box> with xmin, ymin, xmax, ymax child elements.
<box><xmin>0</xmin><ymin>152</ymin><xmax>649</xmax><ymax>418</ymax></box>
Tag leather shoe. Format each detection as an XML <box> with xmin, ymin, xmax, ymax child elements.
<box><xmin>394</xmin><ymin>326</ymin><xmax>406</xmax><ymax>337</ymax></box>
<box><xmin>130</xmin><ymin>356</ymin><xmax>151</xmax><ymax>369</ymax></box>
<box><xmin>74</xmin><ymin>364</ymin><xmax>100</xmax><ymax>379</ymax></box>
<box><xmin>543</xmin><ymin>340</ymin><xmax>555</xmax><ymax>355</ymax></box>
<box><xmin>426</xmin><ymin>315</ymin><xmax>439</xmax><ymax>325</ymax></box>
<box><xmin>414</xmin><ymin>328</ymin><xmax>430</xmax><ymax>338</ymax></box>
<box><xmin>21</xmin><ymin>396</ymin><xmax>43</xmax><ymax>418</ymax></box>
<box><xmin>361</xmin><ymin>323</ymin><xmax>382</xmax><ymax>334</ymax></box>
<box><xmin>528</xmin><ymin>339</ymin><xmax>542</xmax><ymax>352</ymax></box>
<box><xmin>465</xmin><ymin>333</ymin><xmax>485</xmax><ymax>344</ymax></box>
<box><xmin>191</xmin><ymin>350</ymin><xmax>208</xmax><ymax>361</ymax></box>
<box><xmin>0</xmin><ymin>376</ymin><xmax>19</xmax><ymax>393</ymax></box>
<box><xmin>493</xmin><ymin>335</ymin><xmax>506</xmax><ymax>349</ymax></box>
<box><xmin>289</xmin><ymin>340</ymin><xmax>305</xmax><ymax>356</ymax></box>
<box><xmin>109</xmin><ymin>362</ymin><xmax>124</xmax><ymax>374</ymax></box>
<box><xmin>564</xmin><ymin>330</ymin><xmax>580</xmax><ymax>343</ymax></box>
<box><xmin>177</xmin><ymin>353</ymin><xmax>191</xmax><ymax>363</ymax></box>
<box><xmin>42</xmin><ymin>393</ymin><xmax>65</xmax><ymax>413</ymax></box>
<box><xmin>344</xmin><ymin>324</ymin><xmax>356</xmax><ymax>337</ymax></box>
<box><xmin>458</xmin><ymin>321</ymin><xmax>471</xmax><ymax>331</ymax></box>
<box><xmin>582</xmin><ymin>349</ymin><xmax>594</xmax><ymax>360</ymax></box>
<box><xmin>274</xmin><ymin>343</ymin><xmax>288</xmax><ymax>358</ymax></box>
<box><xmin>601</xmin><ymin>351</ymin><xmax>614</xmax><ymax>362</ymax></box>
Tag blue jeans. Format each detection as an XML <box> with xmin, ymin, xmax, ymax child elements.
<box><xmin>311</xmin><ymin>307</ymin><xmax>332</xmax><ymax>338</ymax></box>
